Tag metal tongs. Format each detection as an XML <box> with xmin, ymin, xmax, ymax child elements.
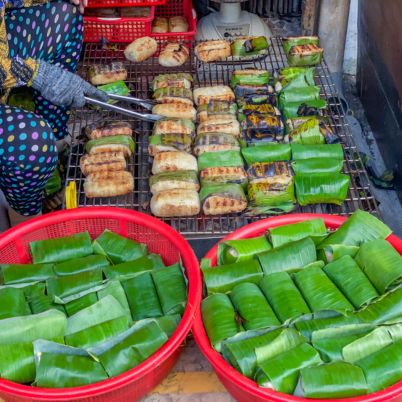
<box><xmin>85</xmin><ymin>93</ymin><xmax>163</xmax><ymax>122</ymax></box>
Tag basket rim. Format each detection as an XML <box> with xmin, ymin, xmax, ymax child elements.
<box><xmin>192</xmin><ymin>213</ymin><xmax>402</xmax><ymax>402</ymax></box>
<box><xmin>0</xmin><ymin>207</ymin><xmax>201</xmax><ymax>400</ymax></box>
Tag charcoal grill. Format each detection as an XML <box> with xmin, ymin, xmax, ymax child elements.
<box><xmin>65</xmin><ymin>37</ymin><xmax>379</xmax><ymax>239</ymax></box>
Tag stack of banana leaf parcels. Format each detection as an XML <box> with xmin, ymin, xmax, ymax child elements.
<box><xmin>145</xmin><ymin>36</ymin><xmax>350</xmax><ymax>218</ymax></box>
<box><xmin>201</xmin><ymin>210</ymin><xmax>402</xmax><ymax>398</ymax></box>
<box><xmin>0</xmin><ymin>230</ymin><xmax>187</xmax><ymax>387</ymax></box>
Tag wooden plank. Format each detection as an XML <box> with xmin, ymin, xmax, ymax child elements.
<box><xmin>302</xmin><ymin>0</ymin><xmax>320</xmax><ymax>35</ymax></box>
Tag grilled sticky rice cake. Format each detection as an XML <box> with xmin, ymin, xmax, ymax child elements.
<box><xmin>202</xmin><ymin>194</ymin><xmax>247</xmax><ymax>215</ymax></box>
<box><xmin>84</xmin><ymin>171</ymin><xmax>134</xmax><ymax>198</ymax></box>
<box><xmin>80</xmin><ymin>152</ymin><xmax>127</xmax><ymax>176</ymax></box>
<box><xmin>85</xmin><ymin>121</ymin><xmax>133</xmax><ymax>140</ymax></box>
<box><xmin>247</xmin><ymin>162</ymin><xmax>293</xmax><ymax>188</ymax></box>
<box><xmin>200</xmin><ymin>166</ymin><xmax>247</xmax><ymax>185</ymax></box>
<box><xmin>151</xmin><ymin>189</ymin><xmax>200</xmax><ymax>217</ymax></box>
<box><xmin>197</xmin><ymin>120</ymin><xmax>240</xmax><ymax>137</ymax></box>
<box><xmin>193</xmin><ymin>86</ymin><xmax>235</xmax><ymax>106</ymax></box>
<box><xmin>152</xmin><ymin>151</ymin><xmax>198</xmax><ymax>174</ymax></box>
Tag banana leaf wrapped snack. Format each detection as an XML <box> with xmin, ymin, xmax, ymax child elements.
<box><xmin>236</xmin><ymin>93</ymin><xmax>278</xmax><ymax>108</ymax></box>
<box><xmin>275</xmin><ymin>67</ymin><xmax>315</xmax><ymax>92</ymax></box>
<box><xmin>150</xmin><ymin>189</ymin><xmax>200</xmax><ymax>217</ymax></box>
<box><xmin>152</xmin><ymin>151</ymin><xmax>198</xmax><ymax>174</ymax></box>
<box><xmin>86</xmin><ymin>135</ymin><xmax>135</xmax><ymax>157</ymax></box>
<box><xmin>217</xmin><ymin>235</ymin><xmax>271</xmax><ymax>265</ymax></box>
<box><xmin>84</xmin><ymin>171</ymin><xmax>134</xmax><ymax>199</ymax></box>
<box><xmin>148</xmin><ymin>133</ymin><xmax>193</xmax><ymax>156</ymax></box>
<box><xmin>231</xmin><ymin>36</ymin><xmax>269</xmax><ymax>57</ymax></box>
<box><xmin>283</xmin><ymin>36</ymin><xmax>323</xmax><ymax>67</ymax></box>
<box><xmin>234</xmin><ymin>85</ymin><xmax>275</xmax><ymax>99</ymax></box>
<box><xmin>197</xmin><ymin>100</ymin><xmax>237</xmax><ymax>123</ymax></box>
<box><xmin>242</xmin><ymin>143</ymin><xmax>291</xmax><ymax>165</ymax></box>
<box><xmin>193</xmin><ymin>86</ymin><xmax>235</xmax><ymax>106</ymax></box>
<box><xmin>198</xmin><ymin>119</ymin><xmax>241</xmax><ymax>137</ymax></box>
<box><xmin>80</xmin><ymin>151</ymin><xmax>127</xmax><ymax>176</ymax></box>
<box><xmin>85</xmin><ymin>121</ymin><xmax>132</xmax><ymax>140</ymax></box>
<box><xmin>295</xmin><ymin>173</ymin><xmax>350</xmax><ymax>206</ymax></box>
<box><xmin>153</xmin><ymin>87</ymin><xmax>193</xmax><ymax>103</ymax></box>
<box><xmin>89</xmin><ymin>62</ymin><xmax>127</xmax><ymax>86</ymax></box>
<box><xmin>291</xmin><ymin>143</ymin><xmax>344</xmax><ymax>160</ymax></box>
<box><xmin>285</xmin><ymin>116</ymin><xmax>339</xmax><ymax>145</ymax></box>
<box><xmin>247</xmin><ymin>162</ymin><xmax>292</xmax><ymax>187</ymax></box>
<box><xmin>200</xmin><ymin>183</ymin><xmax>247</xmax><ymax>215</ymax></box>
<box><xmin>237</xmin><ymin>103</ymin><xmax>280</xmax><ymax>121</ymax></box>
<box><xmin>243</xmin><ymin>114</ymin><xmax>284</xmax><ymax>143</ymax></box>
<box><xmin>282</xmin><ymin>99</ymin><xmax>327</xmax><ymax>119</ymax></box>
<box><xmin>193</xmin><ymin>133</ymin><xmax>240</xmax><ymax>156</ymax></box>
<box><xmin>149</xmin><ymin>171</ymin><xmax>199</xmax><ymax>194</ymax></box>
<box><xmin>151</xmin><ymin>73</ymin><xmax>193</xmax><ymax>91</ymax></box>
<box><xmin>230</xmin><ymin>69</ymin><xmax>270</xmax><ymax>88</ymax></box>
<box><xmin>152</xmin><ymin>118</ymin><xmax>195</xmax><ymax>137</ymax></box>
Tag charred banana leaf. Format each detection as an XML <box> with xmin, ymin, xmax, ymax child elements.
<box><xmin>283</xmin><ymin>36</ymin><xmax>320</xmax><ymax>55</ymax></box>
<box><xmin>152</xmin><ymin>73</ymin><xmax>193</xmax><ymax>91</ymax></box>
<box><xmin>282</xmin><ymin>99</ymin><xmax>327</xmax><ymax>119</ymax></box>
<box><xmin>193</xmin><ymin>133</ymin><xmax>240</xmax><ymax>156</ymax></box>
<box><xmin>153</xmin><ymin>87</ymin><xmax>193</xmax><ymax>102</ymax></box>
<box><xmin>231</xmin><ymin>36</ymin><xmax>269</xmax><ymax>57</ymax></box>
<box><xmin>149</xmin><ymin>171</ymin><xmax>199</xmax><ymax>194</ymax></box>
<box><xmin>148</xmin><ymin>133</ymin><xmax>192</xmax><ymax>155</ymax></box>
<box><xmin>236</xmin><ymin>94</ymin><xmax>278</xmax><ymax>108</ymax></box>
<box><xmin>288</xmin><ymin>44</ymin><xmax>324</xmax><ymax>67</ymax></box>
<box><xmin>152</xmin><ymin>118</ymin><xmax>195</xmax><ymax>137</ymax></box>
<box><xmin>234</xmin><ymin>85</ymin><xmax>274</xmax><ymax>98</ymax></box>
<box><xmin>247</xmin><ymin>162</ymin><xmax>293</xmax><ymax>189</ymax></box>
<box><xmin>200</xmin><ymin>166</ymin><xmax>247</xmax><ymax>186</ymax></box>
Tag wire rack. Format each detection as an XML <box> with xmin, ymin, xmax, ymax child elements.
<box><xmin>66</xmin><ymin>37</ymin><xmax>379</xmax><ymax>238</ymax></box>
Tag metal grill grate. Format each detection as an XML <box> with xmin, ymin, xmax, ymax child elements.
<box><xmin>66</xmin><ymin>37</ymin><xmax>379</xmax><ymax>238</ymax></box>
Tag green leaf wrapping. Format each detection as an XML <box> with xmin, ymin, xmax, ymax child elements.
<box><xmin>230</xmin><ymin>283</ymin><xmax>280</xmax><ymax>330</ymax></box>
<box><xmin>283</xmin><ymin>36</ymin><xmax>320</xmax><ymax>55</ymax></box>
<box><xmin>53</xmin><ymin>255</ymin><xmax>110</xmax><ymax>276</ymax></box>
<box><xmin>255</xmin><ymin>343</ymin><xmax>322</xmax><ymax>393</ymax></box>
<box><xmin>355</xmin><ymin>340</ymin><xmax>402</xmax><ymax>393</ymax></box>
<box><xmin>148</xmin><ymin>134</ymin><xmax>193</xmax><ymax>154</ymax></box>
<box><xmin>318</xmin><ymin>209</ymin><xmax>392</xmax><ymax>247</ymax></box>
<box><xmin>65</xmin><ymin>292</ymin><xmax>99</xmax><ymax>317</ymax></box>
<box><xmin>91</xmin><ymin>320</ymin><xmax>168</xmax><ymax>377</ymax></box>
<box><xmin>259</xmin><ymin>272</ymin><xmax>310</xmax><ymax>322</ymax></box>
<box><xmin>150</xmin><ymin>314</ymin><xmax>181</xmax><ymax>337</ymax></box>
<box><xmin>86</xmin><ymin>135</ymin><xmax>135</xmax><ymax>155</ymax></box>
<box><xmin>97</xmin><ymin>280</ymin><xmax>132</xmax><ymax>321</ymax></box>
<box><xmin>342</xmin><ymin>326</ymin><xmax>394</xmax><ymax>363</ymax></box>
<box><xmin>267</xmin><ymin>218</ymin><xmax>327</xmax><ymax>247</ymax></box>
<box><xmin>291</xmin><ymin>158</ymin><xmax>343</xmax><ymax>174</ymax></box>
<box><xmin>198</xmin><ymin>150</ymin><xmax>244</xmax><ymax>170</ymax></box>
<box><xmin>25</xmin><ymin>282</ymin><xmax>65</xmax><ymax>314</ymax></box>
<box><xmin>98</xmin><ymin>80</ymin><xmax>130</xmax><ymax>97</ymax></box>
<box><xmin>200</xmin><ymin>182</ymin><xmax>247</xmax><ymax>203</ymax></box>
<box><xmin>65</xmin><ymin>295</ymin><xmax>127</xmax><ymax>336</ymax></box>
<box><xmin>355</xmin><ymin>239</ymin><xmax>402</xmax><ymax>294</ymax></box>
<box><xmin>93</xmin><ymin>230</ymin><xmax>148</xmax><ymax>264</ymax></box>
<box><xmin>291</xmin><ymin>143</ymin><xmax>344</xmax><ymax>160</ymax></box>
<box><xmin>221</xmin><ymin>328</ymin><xmax>282</xmax><ymax>378</ymax></box>
<box><xmin>0</xmin><ymin>309</ymin><xmax>67</xmax><ymax>344</ymax></box>
<box><xmin>247</xmin><ymin>180</ymin><xmax>296</xmax><ymax>214</ymax></box>
<box><xmin>241</xmin><ymin>143</ymin><xmax>291</xmax><ymax>165</ymax></box>
<box><xmin>0</xmin><ymin>342</ymin><xmax>35</xmax><ymax>383</ymax></box>
<box><xmin>286</xmin><ymin>117</ymin><xmax>326</xmax><ymax>145</ymax></box>
<box><xmin>152</xmin><ymin>263</ymin><xmax>187</xmax><ymax>315</ymax></box>
<box><xmin>47</xmin><ymin>269</ymin><xmax>103</xmax><ymax>299</ymax></box>
<box><xmin>311</xmin><ymin>324</ymin><xmax>373</xmax><ymax>362</ymax></box>
<box><xmin>257</xmin><ymin>237</ymin><xmax>317</xmax><ymax>275</ymax></box>
<box><xmin>33</xmin><ymin>340</ymin><xmax>108</xmax><ymax>388</ymax></box>
<box><xmin>255</xmin><ymin>328</ymin><xmax>307</xmax><ymax>364</ymax></box>
<box><xmin>217</xmin><ymin>236</ymin><xmax>272</xmax><ymax>265</ymax></box>
<box><xmin>65</xmin><ymin>316</ymin><xmax>130</xmax><ymax>349</ymax></box>
<box><xmin>278</xmin><ymin>67</ymin><xmax>315</xmax><ymax>90</ymax></box>
<box><xmin>230</xmin><ymin>69</ymin><xmax>270</xmax><ymax>87</ymax></box>
<box><xmin>287</xmin><ymin>50</ymin><xmax>323</xmax><ymax>67</ymax></box>
<box><xmin>295</xmin><ymin>361</ymin><xmax>368</xmax><ymax>398</ymax></box>
<box><xmin>103</xmin><ymin>254</ymin><xmax>165</xmax><ymax>280</ymax></box>
<box><xmin>295</xmin><ymin>313</ymin><xmax>362</xmax><ymax>339</ymax></box>
<box><xmin>317</xmin><ymin>244</ymin><xmax>359</xmax><ymax>264</ymax></box>
<box><xmin>201</xmin><ymin>294</ymin><xmax>240</xmax><ymax>352</ymax></box>
<box><xmin>293</xmin><ymin>265</ymin><xmax>354</xmax><ymax>312</ymax></box>
<box><xmin>279</xmin><ymin>86</ymin><xmax>321</xmax><ymax>104</ymax></box>
<box><xmin>0</xmin><ymin>287</ymin><xmax>31</xmax><ymax>319</ymax></box>
<box><xmin>122</xmin><ymin>272</ymin><xmax>163</xmax><ymax>320</ymax></box>
<box><xmin>323</xmin><ymin>255</ymin><xmax>379</xmax><ymax>308</ymax></box>
<box><xmin>295</xmin><ymin>173</ymin><xmax>350</xmax><ymax>206</ymax></box>
<box><xmin>202</xmin><ymin>260</ymin><xmax>263</xmax><ymax>294</ymax></box>
<box><xmin>356</xmin><ymin>286</ymin><xmax>402</xmax><ymax>324</ymax></box>
<box><xmin>0</xmin><ymin>263</ymin><xmax>54</xmax><ymax>284</ymax></box>
<box><xmin>281</xmin><ymin>99</ymin><xmax>327</xmax><ymax>119</ymax></box>
<box><xmin>30</xmin><ymin>232</ymin><xmax>93</xmax><ymax>264</ymax></box>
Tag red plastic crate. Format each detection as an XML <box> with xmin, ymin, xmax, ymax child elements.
<box><xmin>86</xmin><ymin>0</ymin><xmax>165</xmax><ymax>8</ymax></box>
<box><xmin>84</xmin><ymin>7</ymin><xmax>154</xmax><ymax>42</ymax></box>
<box><xmin>0</xmin><ymin>207</ymin><xmax>201</xmax><ymax>402</ymax></box>
<box><xmin>150</xmin><ymin>0</ymin><xmax>196</xmax><ymax>42</ymax></box>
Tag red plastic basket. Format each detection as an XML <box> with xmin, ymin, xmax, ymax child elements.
<box><xmin>0</xmin><ymin>207</ymin><xmax>201</xmax><ymax>402</ymax></box>
<box><xmin>192</xmin><ymin>214</ymin><xmax>402</xmax><ymax>402</ymax></box>
<box><xmin>86</xmin><ymin>0</ymin><xmax>165</xmax><ymax>8</ymax></box>
<box><xmin>83</xmin><ymin>7</ymin><xmax>154</xmax><ymax>42</ymax></box>
<box><xmin>150</xmin><ymin>0</ymin><xmax>197</xmax><ymax>42</ymax></box>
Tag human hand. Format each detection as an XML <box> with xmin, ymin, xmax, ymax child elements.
<box><xmin>32</xmin><ymin>61</ymin><xmax>109</xmax><ymax>108</ymax></box>
<box><xmin>70</xmin><ymin>0</ymin><xmax>88</xmax><ymax>14</ymax></box>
